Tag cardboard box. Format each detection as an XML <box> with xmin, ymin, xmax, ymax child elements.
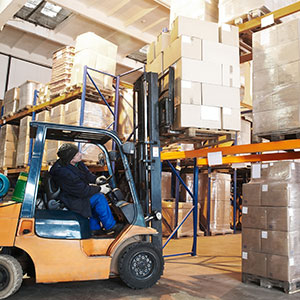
<box><xmin>174</xmin><ymin>104</ymin><xmax>221</xmax><ymax>130</ymax></box>
<box><xmin>242</xmin><ymin>206</ymin><xmax>267</xmax><ymax>229</ymax></box>
<box><xmin>202</xmin><ymin>84</ymin><xmax>240</xmax><ymax>108</ymax></box>
<box><xmin>202</xmin><ymin>40</ymin><xmax>239</xmax><ymax>66</ymax></box>
<box><xmin>174</xmin><ymin>58</ymin><xmax>222</xmax><ymax>85</ymax></box>
<box><xmin>170</xmin><ymin>16</ymin><xmax>218</xmax><ymax>43</ymax></box>
<box><xmin>19</xmin><ymin>81</ymin><xmax>43</xmax><ymax>110</ymax></box>
<box><xmin>267</xmin><ymin>254</ymin><xmax>300</xmax><ymax>282</ymax></box>
<box><xmin>261</xmin><ymin>182</ymin><xmax>300</xmax><ymax>207</ymax></box>
<box><xmin>146</xmin><ymin>52</ymin><xmax>164</xmax><ymax>75</ymax></box>
<box><xmin>267</xmin><ymin>161</ymin><xmax>300</xmax><ymax>182</ymax></box>
<box><xmin>242</xmin><ymin>182</ymin><xmax>262</xmax><ymax>206</ymax></box>
<box><xmin>162</xmin><ymin>172</ymin><xmax>172</xmax><ymax>199</ymax></box>
<box><xmin>261</xmin><ymin>231</ymin><xmax>300</xmax><ymax>256</ymax></box>
<box><xmin>147</xmin><ymin>41</ymin><xmax>156</xmax><ymax>64</ymax></box>
<box><xmin>164</xmin><ymin>36</ymin><xmax>202</xmax><ymax>69</ymax></box>
<box><xmin>174</xmin><ymin>79</ymin><xmax>202</xmax><ymax>106</ymax></box>
<box><xmin>219</xmin><ymin>24</ymin><xmax>239</xmax><ymax>47</ymax></box>
<box><xmin>237</xmin><ymin>119</ymin><xmax>251</xmax><ymax>145</ymax></box>
<box><xmin>210</xmin><ymin>173</ymin><xmax>231</xmax><ymax>201</ymax></box>
<box><xmin>242</xmin><ymin>228</ymin><xmax>261</xmax><ymax>252</ymax></box>
<box><xmin>222</xmin><ymin>64</ymin><xmax>240</xmax><ymax>88</ymax></box>
<box><xmin>155</xmin><ymin>32</ymin><xmax>170</xmax><ymax>55</ymax></box>
<box><xmin>4</xmin><ymin>88</ymin><xmax>19</xmax><ymax>103</ymax></box>
<box><xmin>267</xmin><ymin>207</ymin><xmax>300</xmax><ymax>231</ymax></box>
<box><xmin>222</xmin><ymin>107</ymin><xmax>241</xmax><ymax>131</ymax></box>
<box><xmin>242</xmin><ymin>251</ymin><xmax>267</xmax><ymax>277</ymax></box>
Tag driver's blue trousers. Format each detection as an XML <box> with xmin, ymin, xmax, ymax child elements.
<box><xmin>89</xmin><ymin>193</ymin><xmax>116</xmax><ymax>231</ymax></box>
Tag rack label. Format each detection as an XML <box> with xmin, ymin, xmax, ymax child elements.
<box><xmin>207</xmin><ymin>151</ymin><xmax>222</xmax><ymax>166</ymax></box>
<box><xmin>242</xmin><ymin>252</ymin><xmax>248</xmax><ymax>260</ymax></box>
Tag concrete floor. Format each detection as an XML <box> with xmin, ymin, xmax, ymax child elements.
<box><xmin>10</xmin><ymin>234</ymin><xmax>300</xmax><ymax>300</ymax></box>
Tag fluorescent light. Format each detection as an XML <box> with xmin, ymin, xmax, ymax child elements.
<box><xmin>41</xmin><ymin>2</ymin><xmax>62</xmax><ymax>18</ymax></box>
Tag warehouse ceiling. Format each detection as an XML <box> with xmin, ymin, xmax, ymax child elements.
<box><xmin>0</xmin><ymin>0</ymin><xmax>171</xmax><ymax>83</ymax></box>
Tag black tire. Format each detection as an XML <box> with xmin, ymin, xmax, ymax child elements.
<box><xmin>0</xmin><ymin>255</ymin><xmax>23</xmax><ymax>299</ymax></box>
<box><xmin>118</xmin><ymin>242</ymin><xmax>164</xmax><ymax>289</ymax></box>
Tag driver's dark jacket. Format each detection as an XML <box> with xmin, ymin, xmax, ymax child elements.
<box><xmin>49</xmin><ymin>159</ymin><xmax>100</xmax><ymax>218</ymax></box>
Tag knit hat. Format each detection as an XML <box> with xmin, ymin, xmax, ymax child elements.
<box><xmin>57</xmin><ymin>143</ymin><xmax>79</xmax><ymax>165</ymax></box>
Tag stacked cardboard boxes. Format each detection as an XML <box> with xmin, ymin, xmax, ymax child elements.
<box><xmin>3</xmin><ymin>88</ymin><xmax>19</xmax><ymax>117</ymax></box>
<box><xmin>170</xmin><ymin>0</ymin><xmax>218</xmax><ymax>25</ymax></box>
<box><xmin>253</xmin><ymin>18</ymin><xmax>300</xmax><ymax>136</ymax></box>
<box><xmin>35</xmin><ymin>111</ymin><xmax>50</xmax><ymax>166</ymax></box>
<box><xmin>219</xmin><ymin>0</ymin><xmax>298</xmax><ymax>24</ymax></box>
<box><xmin>161</xmin><ymin>172</ymin><xmax>172</xmax><ymax>199</ymax></box>
<box><xmin>19</xmin><ymin>81</ymin><xmax>43</xmax><ymax>110</ymax></box>
<box><xmin>147</xmin><ymin>16</ymin><xmax>240</xmax><ymax>131</ymax></box>
<box><xmin>70</xmin><ymin>32</ymin><xmax>118</xmax><ymax>91</ymax></box>
<box><xmin>49</xmin><ymin>46</ymin><xmax>75</xmax><ymax>98</ymax></box>
<box><xmin>199</xmin><ymin>172</ymin><xmax>232</xmax><ymax>233</ymax></box>
<box><xmin>46</xmin><ymin>105</ymin><xmax>65</xmax><ymax>164</ymax></box>
<box><xmin>0</xmin><ymin>125</ymin><xmax>19</xmax><ymax>168</ymax></box>
<box><xmin>64</xmin><ymin>99</ymin><xmax>114</xmax><ymax>162</ymax></box>
<box><xmin>242</xmin><ymin>161</ymin><xmax>300</xmax><ymax>282</ymax></box>
<box><xmin>37</xmin><ymin>84</ymin><xmax>50</xmax><ymax>105</ymax></box>
<box><xmin>16</xmin><ymin>116</ymin><xmax>32</xmax><ymax>167</ymax></box>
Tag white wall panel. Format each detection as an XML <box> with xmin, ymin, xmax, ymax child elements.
<box><xmin>0</xmin><ymin>54</ymin><xmax>9</xmax><ymax>99</ymax></box>
<box><xmin>8</xmin><ymin>58</ymin><xmax>51</xmax><ymax>91</ymax></box>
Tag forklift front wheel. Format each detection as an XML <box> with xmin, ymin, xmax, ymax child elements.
<box><xmin>0</xmin><ymin>255</ymin><xmax>23</xmax><ymax>299</ymax></box>
<box><xmin>118</xmin><ymin>242</ymin><xmax>164</xmax><ymax>289</ymax></box>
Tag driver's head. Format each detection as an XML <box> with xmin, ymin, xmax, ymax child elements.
<box><xmin>57</xmin><ymin>143</ymin><xmax>80</xmax><ymax>166</ymax></box>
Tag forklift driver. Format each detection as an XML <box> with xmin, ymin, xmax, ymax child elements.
<box><xmin>49</xmin><ymin>143</ymin><xmax>122</xmax><ymax>235</ymax></box>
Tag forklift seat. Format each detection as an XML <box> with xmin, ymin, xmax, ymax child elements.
<box><xmin>43</xmin><ymin>172</ymin><xmax>65</xmax><ymax>210</ymax></box>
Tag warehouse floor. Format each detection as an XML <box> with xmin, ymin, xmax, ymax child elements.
<box><xmin>10</xmin><ymin>234</ymin><xmax>300</xmax><ymax>300</ymax></box>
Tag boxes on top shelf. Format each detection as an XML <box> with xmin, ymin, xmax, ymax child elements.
<box><xmin>3</xmin><ymin>88</ymin><xmax>19</xmax><ymax>117</ymax></box>
<box><xmin>19</xmin><ymin>81</ymin><xmax>44</xmax><ymax>110</ymax></box>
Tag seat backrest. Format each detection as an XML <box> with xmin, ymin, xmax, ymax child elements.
<box><xmin>43</xmin><ymin>171</ymin><xmax>60</xmax><ymax>201</ymax></box>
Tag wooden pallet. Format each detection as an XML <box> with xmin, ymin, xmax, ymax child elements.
<box><xmin>253</xmin><ymin>129</ymin><xmax>300</xmax><ymax>142</ymax></box>
<box><xmin>17</xmin><ymin>105</ymin><xmax>32</xmax><ymax>113</ymax></box>
<box><xmin>210</xmin><ymin>229</ymin><xmax>233</xmax><ymax>236</ymax></box>
<box><xmin>242</xmin><ymin>273</ymin><xmax>300</xmax><ymax>294</ymax></box>
<box><xmin>161</xmin><ymin>127</ymin><xmax>237</xmax><ymax>145</ymax></box>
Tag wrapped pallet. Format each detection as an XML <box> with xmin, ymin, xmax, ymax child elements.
<box><xmin>19</xmin><ymin>81</ymin><xmax>43</xmax><ymax>110</ymax></box>
<box><xmin>3</xmin><ymin>88</ymin><xmax>19</xmax><ymax>117</ymax></box>
<box><xmin>161</xmin><ymin>172</ymin><xmax>172</xmax><ymax>199</ymax></box>
<box><xmin>199</xmin><ymin>172</ymin><xmax>232</xmax><ymax>234</ymax></box>
<box><xmin>242</xmin><ymin>161</ymin><xmax>300</xmax><ymax>288</ymax></box>
<box><xmin>70</xmin><ymin>32</ymin><xmax>118</xmax><ymax>91</ymax></box>
<box><xmin>253</xmin><ymin>18</ymin><xmax>300</xmax><ymax>136</ymax></box>
<box><xmin>16</xmin><ymin>116</ymin><xmax>31</xmax><ymax>167</ymax></box>
<box><xmin>64</xmin><ymin>99</ymin><xmax>114</xmax><ymax>162</ymax></box>
<box><xmin>0</xmin><ymin>125</ymin><xmax>19</xmax><ymax>168</ymax></box>
<box><xmin>50</xmin><ymin>46</ymin><xmax>75</xmax><ymax>98</ymax></box>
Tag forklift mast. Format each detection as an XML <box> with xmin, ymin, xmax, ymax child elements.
<box><xmin>133</xmin><ymin>72</ymin><xmax>162</xmax><ymax>249</ymax></box>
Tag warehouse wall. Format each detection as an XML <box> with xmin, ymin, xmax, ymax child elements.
<box><xmin>0</xmin><ymin>54</ymin><xmax>9</xmax><ymax>99</ymax></box>
<box><xmin>0</xmin><ymin>53</ymin><xmax>51</xmax><ymax>99</ymax></box>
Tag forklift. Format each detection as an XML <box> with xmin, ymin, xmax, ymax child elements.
<box><xmin>0</xmin><ymin>72</ymin><xmax>163</xmax><ymax>299</ymax></box>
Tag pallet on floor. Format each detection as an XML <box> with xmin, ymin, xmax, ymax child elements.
<box><xmin>242</xmin><ymin>272</ymin><xmax>300</xmax><ymax>294</ymax></box>
<box><xmin>209</xmin><ymin>229</ymin><xmax>233</xmax><ymax>236</ymax></box>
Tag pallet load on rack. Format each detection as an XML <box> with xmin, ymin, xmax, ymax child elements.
<box><xmin>242</xmin><ymin>161</ymin><xmax>300</xmax><ymax>293</ymax></box>
<box><xmin>2</xmin><ymin>88</ymin><xmax>19</xmax><ymax>118</ymax></box>
<box><xmin>35</xmin><ymin>110</ymin><xmax>50</xmax><ymax>166</ymax></box>
<box><xmin>117</xmin><ymin>88</ymin><xmax>134</xmax><ymax>141</ymax></box>
<box><xmin>0</xmin><ymin>125</ymin><xmax>19</xmax><ymax>169</ymax></box>
<box><xmin>198</xmin><ymin>172</ymin><xmax>232</xmax><ymax>235</ymax></box>
<box><xmin>161</xmin><ymin>171</ymin><xmax>172</xmax><ymax>199</ymax></box>
<box><xmin>147</xmin><ymin>15</ymin><xmax>241</xmax><ymax>132</ymax></box>
<box><xmin>16</xmin><ymin>116</ymin><xmax>32</xmax><ymax>167</ymax></box>
<box><xmin>46</xmin><ymin>105</ymin><xmax>65</xmax><ymax>164</ymax></box>
<box><xmin>37</xmin><ymin>84</ymin><xmax>50</xmax><ymax>105</ymax></box>
<box><xmin>253</xmin><ymin>18</ymin><xmax>300</xmax><ymax>140</ymax></box>
<box><xmin>170</xmin><ymin>0</ymin><xmax>218</xmax><ymax>25</ymax></box>
<box><xmin>50</xmin><ymin>46</ymin><xmax>75</xmax><ymax>98</ymax></box>
<box><xmin>70</xmin><ymin>32</ymin><xmax>118</xmax><ymax>92</ymax></box>
<box><xmin>219</xmin><ymin>0</ymin><xmax>298</xmax><ymax>24</ymax></box>
<box><xmin>19</xmin><ymin>81</ymin><xmax>43</xmax><ymax>111</ymax></box>
<box><xmin>65</xmin><ymin>99</ymin><xmax>114</xmax><ymax>162</ymax></box>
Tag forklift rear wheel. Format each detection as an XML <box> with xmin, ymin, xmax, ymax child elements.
<box><xmin>118</xmin><ymin>242</ymin><xmax>164</xmax><ymax>289</ymax></box>
<box><xmin>0</xmin><ymin>255</ymin><xmax>23</xmax><ymax>299</ymax></box>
